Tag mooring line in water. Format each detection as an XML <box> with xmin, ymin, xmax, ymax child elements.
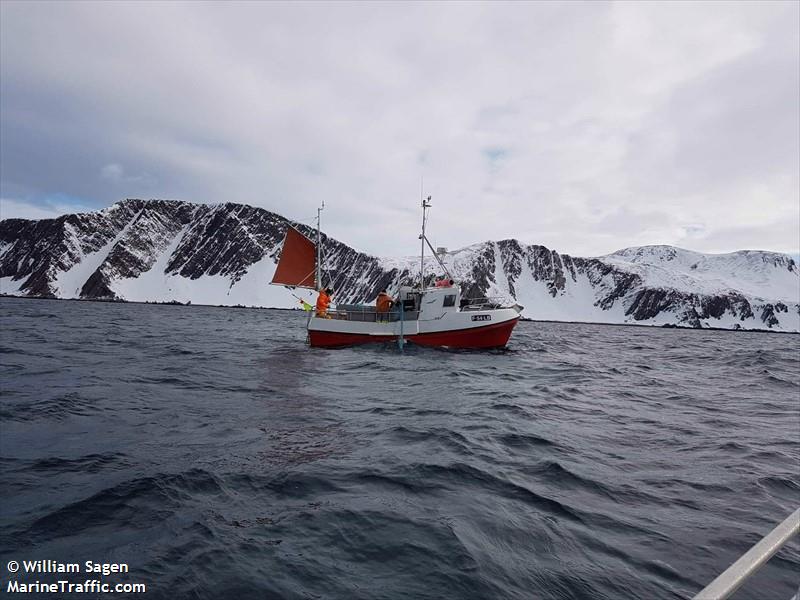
<box><xmin>398</xmin><ymin>301</ymin><xmax>404</xmax><ymax>353</ymax></box>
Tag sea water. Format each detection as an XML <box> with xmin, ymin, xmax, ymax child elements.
<box><xmin>1</xmin><ymin>297</ymin><xmax>798</xmax><ymax>599</ymax></box>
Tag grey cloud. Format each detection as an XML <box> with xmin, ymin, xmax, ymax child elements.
<box><xmin>1</xmin><ymin>1</ymin><xmax>797</xmax><ymax>257</ymax></box>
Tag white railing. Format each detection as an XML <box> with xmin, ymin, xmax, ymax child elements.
<box><xmin>459</xmin><ymin>295</ymin><xmax>515</xmax><ymax>310</ymax></box>
<box><xmin>693</xmin><ymin>508</ymin><xmax>799</xmax><ymax>600</ymax></box>
<box><xmin>323</xmin><ymin>305</ymin><xmax>419</xmax><ymax>322</ymax></box>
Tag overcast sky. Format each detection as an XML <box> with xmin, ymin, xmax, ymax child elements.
<box><xmin>1</xmin><ymin>1</ymin><xmax>798</xmax><ymax>258</ymax></box>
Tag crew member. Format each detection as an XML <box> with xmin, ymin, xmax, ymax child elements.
<box><xmin>316</xmin><ymin>287</ymin><xmax>333</xmax><ymax>318</ymax></box>
<box><xmin>376</xmin><ymin>289</ymin><xmax>394</xmax><ymax>315</ymax></box>
<box><xmin>435</xmin><ymin>276</ymin><xmax>454</xmax><ymax>287</ymax></box>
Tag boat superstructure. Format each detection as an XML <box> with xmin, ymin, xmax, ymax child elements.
<box><xmin>311</xmin><ymin>284</ymin><xmax>521</xmax><ymax>348</ymax></box>
<box><xmin>271</xmin><ymin>195</ymin><xmax>522</xmax><ymax>349</ymax></box>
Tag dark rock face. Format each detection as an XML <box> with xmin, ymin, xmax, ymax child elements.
<box><xmin>1</xmin><ymin>199</ymin><xmax>797</xmax><ymax>331</ymax></box>
<box><xmin>169</xmin><ymin>203</ymin><xmax>283</xmax><ymax>281</ymax></box>
<box><xmin>460</xmin><ymin>244</ymin><xmax>496</xmax><ymax>301</ymax></box>
<box><xmin>527</xmin><ymin>245</ymin><xmax>570</xmax><ymax>296</ymax></box>
<box><xmin>592</xmin><ymin>263</ymin><xmax>642</xmax><ymax>311</ymax></box>
<box><xmin>497</xmin><ymin>239</ymin><xmax>523</xmax><ymax>297</ymax></box>
<box><xmin>626</xmin><ymin>288</ymin><xmax>680</xmax><ymax>321</ymax></box>
<box><xmin>623</xmin><ymin>289</ymin><xmax>756</xmax><ymax>326</ymax></box>
<box><xmin>760</xmin><ymin>305</ymin><xmax>780</xmax><ymax>328</ymax></box>
<box><xmin>698</xmin><ymin>293</ymin><xmax>753</xmax><ymax>321</ymax></box>
<box><xmin>80</xmin><ymin>269</ymin><xmax>117</xmax><ymax>299</ymax></box>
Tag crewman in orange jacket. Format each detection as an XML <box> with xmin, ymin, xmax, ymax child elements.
<box><xmin>376</xmin><ymin>290</ymin><xmax>393</xmax><ymax>315</ymax></box>
<box><xmin>435</xmin><ymin>276</ymin><xmax>454</xmax><ymax>287</ymax></box>
<box><xmin>316</xmin><ymin>287</ymin><xmax>333</xmax><ymax>318</ymax></box>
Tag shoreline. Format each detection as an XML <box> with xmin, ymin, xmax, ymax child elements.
<box><xmin>2</xmin><ymin>293</ymin><xmax>797</xmax><ymax>335</ymax></box>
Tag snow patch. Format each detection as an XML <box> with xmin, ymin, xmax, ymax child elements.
<box><xmin>604</xmin><ymin>246</ymin><xmax>799</xmax><ymax>302</ymax></box>
<box><xmin>0</xmin><ymin>275</ymin><xmax>25</xmax><ymax>295</ymax></box>
<box><xmin>54</xmin><ymin>212</ymin><xmax>142</xmax><ymax>298</ymax></box>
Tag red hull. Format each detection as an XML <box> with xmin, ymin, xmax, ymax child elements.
<box><xmin>309</xmin><ymin>318</ymin><xmax>519</xmax><ymax>349</ymax></box>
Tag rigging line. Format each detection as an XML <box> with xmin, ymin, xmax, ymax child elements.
<box><xmin>273</xmin><ymin>266</ymin><xmax>317</xmax><ymax>289</ymax></box>
<box><xmin>287</xmin><ymin>213</ymin><xmax>321</xmax><ymax>226</ymax></box>
<box><xmin>283</xmin><ymin>286</ymin><xmax>313</xmax><ymax>302</ymax></box>
<box><xmin>288</xmin><ymin>218</ymin><xmax>318</xmax><ymax>230</ymax></box>
<box><xmin>422</xmin><ymin>235</ymin><xmax>452</xmax><ymax>279</ymax></box>
<box><xmin>317</xmin><ymin>234</ymin><xmax>332</xmax><ymax>285</ymax></box>
<box><xmin>291</xmin><ymin>266</ymin><xmax>317</xmax><ymax>289</ymax></box>
<box><xmin>321</xmin><ymin>247</ymin><xmax>336</xmax><ymax>291</ymax></box>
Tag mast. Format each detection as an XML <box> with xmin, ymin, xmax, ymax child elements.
<box><xmin>419</xmin><ymin>195</ymin><xmax>431</xmax><ymax>290</ymax></box>
<box><xmin>316</xmin><ymin>201</ymin><xmax>324</xmax><ymax>290</ymax></box>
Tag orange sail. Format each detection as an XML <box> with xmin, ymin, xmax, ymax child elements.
<box><xmin>271</xmin><ymin>226</ymin><xmax>317</xmax><ymax>289</ymax></box>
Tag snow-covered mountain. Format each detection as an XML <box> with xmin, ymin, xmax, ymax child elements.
<box><xmin>1</xmin><ymin>199</ymin><xmax>798</xmax><ymax>332</ymax></box>
<box><xmin>420</xmin><ymin>242</ymin><xmax>798</xmax><ymax>331</ymax></box>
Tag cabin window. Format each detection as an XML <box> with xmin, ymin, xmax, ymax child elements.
<box><xmin>443</xmin><ymin>294</ymin><xmax>456</xmax><ymax>307</ymax></box>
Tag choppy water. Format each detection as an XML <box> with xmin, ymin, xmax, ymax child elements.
<box><xmin>1</xmin><ymin>297</ymin><xmax>798</xmax><ymax>599</ymax></box>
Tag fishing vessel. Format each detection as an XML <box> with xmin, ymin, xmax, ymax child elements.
<box><xmin>271</xmin><ymin>197</ymin><xmax>523</xmax><ymax>349</ymax></box>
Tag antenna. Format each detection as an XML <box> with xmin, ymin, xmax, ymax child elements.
<box><xmin>419</xmin><ymin>194</ymin><xmax>431</xmax><ymax>289</ymax></box>
<box><xmin>316</xmin><ymin>201</ymin><xmax>324</xmax><ymax>290</ymax></box>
